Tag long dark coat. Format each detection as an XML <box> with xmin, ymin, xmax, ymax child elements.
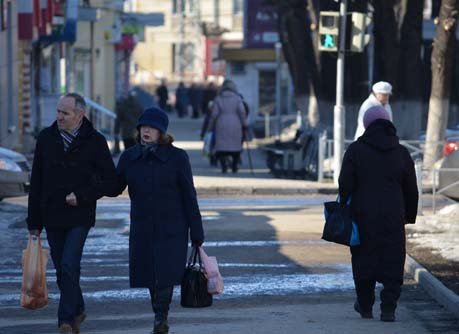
<box><xmin>27</xmin><ymin>118</ymin><xmax>118</xmax><ymax>231</ymax></box>
<box><xmin>115</xmin><ymin>144</ymin><xmax>204</xmax><ymax>288</ymax></box>
<box><xmin>338</xmin><ymin>119</ymin><xmax>418</xmax><ymax>283</ymax></box>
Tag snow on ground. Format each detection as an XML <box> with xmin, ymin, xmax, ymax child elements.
<box><xmin>407</xmin><ymin>204</ymin><xmax>459</xmax><ymax>262</ymax></box>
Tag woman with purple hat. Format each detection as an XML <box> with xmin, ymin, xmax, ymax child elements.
<box><xmin>111</xmin><ymin>107</ymin><xmax>204</xmax><ymax>334</ymax></box>
<box><xmin>338</xmin><ymin>106</ymin><xmax>418</xmax><ymax>322</ymax></box>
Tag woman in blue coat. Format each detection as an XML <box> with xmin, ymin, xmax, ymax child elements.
<box><xmin>113</xmin><ymin>107</ymin><xmax>204</xmax><ymax>334</ymax></box>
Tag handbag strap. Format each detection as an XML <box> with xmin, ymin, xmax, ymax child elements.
<box><xmin>337</xmin><ymin>194</ymin><xmax>351</xmax><ymax>205</ymax></box>
<box><xmin>187</xmin><ymin>246</ymin><xmax>203</xmax><ymax>268</ymax></box>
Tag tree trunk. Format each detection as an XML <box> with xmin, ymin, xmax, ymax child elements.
<box><xmin>424</xmin><ymin>0</ymin><xmax>459</xmax><ymax>168</ymax></box>
<box><xmin>396</xmin><ymin>0</ymin><xmax>424</xmax><ymax>139</ymax></box>
<box><xmin>270</xmin><ymin>0</ymin><xmax>321</xmax><ymax>128</ymax></box>
<box><xmin>372</xmin><ymin>0</ymin><xmax>400</xmax><ymax>88</ymax></box>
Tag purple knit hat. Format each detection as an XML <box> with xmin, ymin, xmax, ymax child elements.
<box><xmin>363</xmin><ymin>106</ymin><xmax>391</xmax><ymax>129</ymax></box>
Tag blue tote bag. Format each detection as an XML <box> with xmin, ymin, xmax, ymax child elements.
<box><xmin>322</xmin><ymin>196</ymin><xmax>360</xmax><ymax>247</ymax></box>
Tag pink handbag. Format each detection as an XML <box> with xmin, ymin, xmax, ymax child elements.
<box><xmin>199</xmin><ymin>247</ymin><xmax>224</xmax><ymax>295</ymax></box>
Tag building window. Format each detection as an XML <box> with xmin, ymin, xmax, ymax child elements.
<box><xmin>233</xmin><ymin>0</ymin><xmax>243</xmax><ymax>15</ymax></box>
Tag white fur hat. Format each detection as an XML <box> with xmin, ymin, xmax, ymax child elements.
<box><xmin>372</xmin><ymin>81</ymin><xmax>392</xmax><ymax>95</ymax></box>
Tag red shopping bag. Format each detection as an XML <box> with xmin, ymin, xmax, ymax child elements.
<box><xmin>21</xmin><ymin>235</ymin><xmax>49</xmax><ymax>309</ymax></box>
<box><xmin>199</xmin><ymin>247</ymin><xmax>224</xmax><ymax>295</ymax></box>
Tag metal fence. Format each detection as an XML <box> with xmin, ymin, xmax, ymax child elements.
<box><xmin>84</xmin><ymin>98</ymin><xmax>117</xmax><ymax>140</ymax></box>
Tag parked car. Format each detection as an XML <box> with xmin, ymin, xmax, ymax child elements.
<box><xmin>438</xmin><ymin>137</ymin><xmax>459</xmax><ymax>200</ymax></box>
<box><xmin>0</xmin><ymin>147</ymin><xmax>31</xmax><ymax>200</ymax></box>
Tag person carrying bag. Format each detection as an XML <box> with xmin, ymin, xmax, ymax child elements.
<box><xmin>181</xmin><ymin>246</ymin><xmax>213</xmax><ymax>308</ymax></box>
<box><xmin>21</xmin><ymin>234</ymin><xmax>49</xmax><ymax>310</ymax></box>
<box><xmin>322</xmin><ymin>196</ymin><xmax>360</xmax><ymax>247</ymax></box>
<box><xmin>112</xmin><ymin>107</ymin><xmax>205</xmax><ymax>334</ymax></box>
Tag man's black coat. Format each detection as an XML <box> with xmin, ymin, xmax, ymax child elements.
<box><xmin>27</xmin><ymin>118</ymin><xmax>117</xmax><ymax>231</ymax></box>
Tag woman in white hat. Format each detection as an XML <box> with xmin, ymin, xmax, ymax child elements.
<box><xmin>354</xmin><ymin>81</ymin><xmax>393</xmax><ymax>140</ymax></box>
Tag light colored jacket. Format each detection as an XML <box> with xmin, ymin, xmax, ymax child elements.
<box><xmin>354</xmin><ymin>93</ymin><xmax>393</xmax><ymax>140</ymax></box>
<box><xmin>208</xmin><ymin>89</ymin><xmax>247</xmax><ymax>152</ymax></box>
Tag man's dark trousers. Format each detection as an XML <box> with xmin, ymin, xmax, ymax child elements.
<box><xmin>46</xmin><ymin>226</ymin><xmax>91</xmax><ymax>326</ymax></box>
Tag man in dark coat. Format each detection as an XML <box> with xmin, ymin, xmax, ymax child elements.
<box><xmin>113</xmin><ymin>107</ymin><xmax>204</xmax><ymax>334</ymax></box>
<box><xmin>189</xmin><ymin>83</ymin><xmax>203</xmax><ymax>118</ymax></box>
<box><xmin>27</xmin><ymin>93</ymin><xmax>118</xmax><ymax>333</ymax></box>
<box><xmin>175</xmin><ymin>82</ymin><xmax>189</xmax><ymax>118</ymax></box>
<box><xmin>202</xmin><ymin>81</ymin><xmax>217</xmax><ymax>116</ymax></box>
<box><xmin>156</xmin><ymin>79</ymin><xmax>169</xmax><ymax>111</ymax></box>
<box><xmin>115</xmin><ymin>89</ymin><xmax>143</xmax><ymax>150</ymax></box>
<box><xmin>338</xmin><ymin>106</ymin><xmax>418</xmax><ymax>322</ymax></box>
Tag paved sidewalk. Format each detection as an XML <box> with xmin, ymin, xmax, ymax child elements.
<box><xmin>167</xmin><ymin>116</ymin><xmax>337</xmax><ymax>196</ymax></box>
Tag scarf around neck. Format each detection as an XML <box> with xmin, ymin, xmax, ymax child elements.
<box><xmin>140</xmin><ymin>140</ymin><xmax>158</xmax><ymax>159</ymax></box>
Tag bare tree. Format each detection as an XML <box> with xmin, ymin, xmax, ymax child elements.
<box><xmin>424</xmin><ymin>0</ymin><xmax>459</xmax><ymax>168</ymax></box>
<box><xmin>266</xmin><ymin>0</ymin><xmax>321</xmax><ymax>128</ymax></box>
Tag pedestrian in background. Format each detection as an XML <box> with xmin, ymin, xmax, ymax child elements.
<box><xmin>112</xmin><ymin>107</ymin><xmax>204</xmax><ymax>334</ymax></box>
<box><xmin>115</xmin><ymin>89</ymin><xmax>143</xmax><ymax>150</ymax></box>
<box><xmin>27</xmin><ymin>93</ymin><xmax>118</xmax><ymax>333</ymax></box>
<box><xmin>189</xmin><ymin>83</ymin><xmax>203</xmax><ymax>119</ymax></box>
<box><xmin>354</xmin><ymin>81</ymin><xmax>393</xmax><ymax>140</ymax></box>
<box><xmin>202</xmin><ymin>81</ymin><xmax>217</xmax><ymax>117</ymax></box>
<box><xmin>339</xmin><ymin>106</ymin><xmax>418</xmax><ymax>322</ymax></box>
<box><xmin>156</xmin><ymin>79</ymin><xmax>169</xmax><ymax>112</ymax></box>
<box><xmin>208</xmin><ymin>80</ymin><xmax>247</xmax><ymax>174</ymax></box>
<box><xmin>175</xmin><ymin>82</ymin><xmax>189</xmax><ymax>118</ymax></box>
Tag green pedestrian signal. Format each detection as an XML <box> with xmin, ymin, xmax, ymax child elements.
<box><xmin>324</xmin><ymin>34</ymin><xmax>335</xmax><ymax>48</ymax></box>
<box><xmin>318</xmin><ymin>11</ymin><xmax>339</xmax><ymax>52</ymax></box>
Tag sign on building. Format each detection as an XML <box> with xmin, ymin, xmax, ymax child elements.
<box><xmin>244</xmin><ymin>0</ymin><xmax>279</xmax><ymax>49</ymax></box>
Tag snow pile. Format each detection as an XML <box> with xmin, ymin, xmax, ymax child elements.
<box><xmin>407</xmin><ymin>210</ymin><xmax>459</xmax><ymax>262</ymax></box>
<box><xmin>438</xmin><ymin>203</ymin><xmax>459</xmax><ymax>217</ymax></box>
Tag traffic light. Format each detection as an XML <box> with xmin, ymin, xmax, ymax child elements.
<box><xmin>318</xmin><ymin>11</ymin><xmax>372</xmax><ymax>53</ymax></box>
<box><xmin>318</xmin><ymin>11</ymin><xmax>339</xmax><ymax>52</ymax></box>
<box><xmin>349</xmin><ymin>12</ymin><xmax>372</xmax><ymax>52</ymax></box>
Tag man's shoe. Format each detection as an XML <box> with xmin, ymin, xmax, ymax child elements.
<box><xmin>72</xmin><ymin>312</ymin><xmax>86</xmax><ymax>334</ymax></box>
<box><xmin>354</xmin><ymin>301</ymin><xmax>373</xmax><ymax>319</ymax></box>
<box><xmin>59</xmin><ymin>323</ymin><xmax>73</xmax><ymax>334</ymax></box>
<box><xmin>151</xmin><ymin>319</ymin><xmax>169</xmax><ymax>334</ymax></box>
<box><xmin>380</xmin><ymin>312</ymin><xmax>395</xmax><ymax>322</ymax></box>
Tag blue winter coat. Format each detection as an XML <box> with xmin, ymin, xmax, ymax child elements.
<box><xmin>115</xmin><ymin>143</ymin><xmax>204</xmax><ymax>288</ymax></box>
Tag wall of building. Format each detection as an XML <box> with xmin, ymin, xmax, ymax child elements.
<box><xmin>74</xmin><ymin>1</ymin><xmax>118</xmax><ymax>111</ymax></box>
<box><xmin>132</xmin><ymin>0</ymin><xmax>243</xmax><ymax>85</ymax></box>
<box><xmin>0</xmin><ymin>0</ymin><xmax>19</xmax><ymax>149</ymax></box>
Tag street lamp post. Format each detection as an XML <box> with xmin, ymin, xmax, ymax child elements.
<box><xmin>275</xmin><ymin>42</ymin><xmax>282</xmax><ymax>140</ymax></box>
<box><xmin>333</xmin><ymin>0</ymin><xmax>347</xmax><ymax>185</ymax></box>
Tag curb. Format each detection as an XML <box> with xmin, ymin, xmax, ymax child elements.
<box><xmin>405</xmin><ymin>255</ymin><xmax>459</xmax><ymax>318</ymax></box>
<box><xmin>196</xmin><ymin>187</ymin><xmax>338</xmax><ymax>196</ymax></box>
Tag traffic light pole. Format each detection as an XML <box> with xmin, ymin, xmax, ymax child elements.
<box><xmin>333</xmin><ymin>0</ymin><xmax>347</xmax><ymax>185</ymax></box>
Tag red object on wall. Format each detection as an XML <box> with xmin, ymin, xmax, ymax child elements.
<box><xmin>18</xmin><ymin>0</ymin><xmax>34</xmax><ymax>40</ymax></box>
<box><xmin>33</xmin><ymin>0</ymin><xmax>41</xmax><ymax>29</ymax></box>
<box><xmin>204</xmin><ymin>37</ymin><xmax>224</xmax><ymax>77</ymax></box>
<box><xmin>47</xmin><ymin>0</ymin><xmax>55</xmax><ymax>22</ymax></box>
<box><xmin>115</xmin><ymin>34</ymin><xmax>137</xmax><ymax>51</ymax></box>
<box><xmin>39</xmin><ymin>0</ymin><xmax>50</xmax><ymax>35</ymax></box>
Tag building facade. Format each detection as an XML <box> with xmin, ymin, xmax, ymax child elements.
<box><xmin>0</xmin><ymin>0</ymin><xmax>19</xmax><ymax>150</ymax></box>
<box><xmin>129</xmin><ymin>0</ymin><xmax>243</xmax><ymax>84</ymax></box>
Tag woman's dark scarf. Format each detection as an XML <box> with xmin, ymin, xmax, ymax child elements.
<box><xmin>140</xmin><ymin>140</ymin><xmax>158</xmax><ymax>159</ymax></box>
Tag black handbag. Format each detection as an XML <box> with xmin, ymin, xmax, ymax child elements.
<box><xmin>180</xmin><ymin>246</ymin><xmax>213</xmax><ymax>308</ymax></box>
<box><xmin>322</xmin><ymin>196</ymin><xmax>360</xmax><ymax>247</ymax></box>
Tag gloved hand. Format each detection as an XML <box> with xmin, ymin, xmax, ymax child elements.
<box><xmin>192</xmin><ymin>239</ymin><xmax>203</xmax><ymax>247</ymax></box>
